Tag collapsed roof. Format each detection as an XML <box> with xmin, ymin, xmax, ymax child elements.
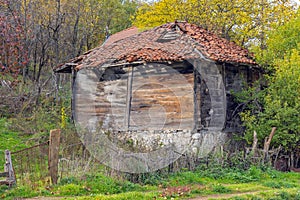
<box><xmin>55</xmin><ymin>21</ymin><xmax>257</xmax><ymax>73</ymax></box>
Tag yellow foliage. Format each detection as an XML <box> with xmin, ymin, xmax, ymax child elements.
<box><xmin>61</xmin><ymin>106</ymin><xmax>67</xmax><ymax>129</ymax></box>
<box><xmin>134</xmin><ymin>0</ymin><xmax>297</xmax><ymax>47</ymax></box>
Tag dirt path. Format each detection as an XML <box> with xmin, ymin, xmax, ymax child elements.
<box><xmin>22</xmin><ymin>192</ymin><xmax>258</xmax><ymax>200</ymax></box>
<box><xmin>189</xmin><ymin>191</ymin><xmax>259</xmax><ymax>200</ymax></box>
<box><xmin>24</xmin><ymin>193</ymin><xmax>257</xmax><ymax>200</ymax></box>
<box><xmin>21</xmin><ymin>190</ymin><xmax>265</xmax><ymax>200</ymax></box>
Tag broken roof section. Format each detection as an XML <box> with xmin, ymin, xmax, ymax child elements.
<box><xmin>54</xmin><ymin>21</ymin><xmax>257</xmax><ymax>73</ymax></box>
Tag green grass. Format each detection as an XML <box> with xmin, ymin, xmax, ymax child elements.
<box><xmin>0</xmin><ymin>118</ymin><xmax>31</xmax><ymax>167</ymax></box>
<box><xmin>65</xmin><ymin>191</ymin><xmax>159</xmax><ymax>200</ymax></box>
<box><xmin>2</xmin><ymin>165</ymin><xmax>300</xmax><ymax>200</ymax></box>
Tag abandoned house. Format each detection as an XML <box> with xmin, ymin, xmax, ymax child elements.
<box><xmin>55</xmin><ymin>21</ymin><xmax>261</xmax><ymax>172</ymax></box>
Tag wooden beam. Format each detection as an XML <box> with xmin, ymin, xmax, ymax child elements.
<box><xmin>71</xmin><ymin>69</ymin><xmax>77</xmax><ymax>122</ymax></box>
<box><xmin>125</xmin><ymin>66</ymin><xmax>134</xmax><ymax>130</ymax></box>
<box><xmin>105</xmin><ymin>61</ymin><xmax>145</xmax><ymax>68</ymax></box>
<box><xmin>65</xmin><ymin>63</ymin><xmax>78</xmax><ymax>66</ymax></box>
<box><xmin>193</xmin><ymin>67</ymin><xmax>201</xmax><ymax>131</ymax></box>
<box><xmin>102</xmin><ymin>60</ymin><xmax>181</xmax><ymax>69</ymax></box>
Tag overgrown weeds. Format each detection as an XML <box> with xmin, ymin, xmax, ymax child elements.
<box><xmin>2</xmin><ymin>163</ymin><xmax>300</xmax><ymax>200</ymax></box>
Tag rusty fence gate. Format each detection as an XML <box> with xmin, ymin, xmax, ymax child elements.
<box><xmin>6</xmin><ymin>129</ymin><xmax>61</xmax><ymax>186</ymax></box>
<box><xmin>3</xmin><ymin>129</ymin><xmax>104</xmax><ymax>187</ymax></box>
<box><xmin>11</xmin><ymin>140</ymin><xmax>50</xmax><ymax>185</ymax></box>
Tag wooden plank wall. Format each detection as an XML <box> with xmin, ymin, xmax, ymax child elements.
<box><xmin>74</xmin><ymin>64</ymin><xmax>195</xmax><ymax>131</ymax></box>
<box><xmin>223</xmin><ymin>63</ymin><xmax>261</xmax><ymax>132</ymax></box>
<box><xmin>73</xmin><ymin>62</ymin><xmax>260</xmax><ymax>133</ymax></box>
<box><xmin>129</xmin><ymin>64</ymin><xmax>194</xmax><ymax>130</ymax></box>
<box><xmin>74</xmin><ymin>68</ymin><xmax>128</xmax><ymax>130</ymax></box>
<box><xmin>96</xmin><ymin>78</ymin><xmax>128</xmax><ymax>129</ymax></box>
<box><xmin>73</xmin><ymin>69</ymin><xmax>99</xmax><ymax>127</ymax></box>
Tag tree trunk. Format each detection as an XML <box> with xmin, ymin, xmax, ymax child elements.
<box><xmin>263</xmin><ymin>127</ymin><xmax>276</xmax><ymax>163</ymax></box>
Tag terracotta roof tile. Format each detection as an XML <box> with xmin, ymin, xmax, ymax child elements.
<box><xmin>54</xmin><ymin>22</ymin><xmax>257</xmax><ymax>72</ymax></box>
<box><xmin>118</xmin><ymin>48</ymin><xmax>186</xmax><ymax>63</ymax></box>
<box><xmin>103</xmin><ymin>26</ymin><xmax>139</xmax><ymax>47</ymax></box>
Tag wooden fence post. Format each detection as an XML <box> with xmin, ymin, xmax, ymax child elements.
<box><xmin>5</xmin><ymin>150</ymin><xmax>16</xmax><ymax>186</ymax></box>
<box><xmin>49</xmin><ymin>129</ymin><xmax>61</xmax><ymax>184</ymax></box>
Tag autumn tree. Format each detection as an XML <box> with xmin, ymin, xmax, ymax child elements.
<box><xmin>0</xmin><ymin>0</ymin><xmax>28</xmax><ymax>82</ymax></box>
<box><xmin>0</xmin><ymin>0</ymin><xmax>30</xmax><ymax>116</ymax></box>
<box><xmin>8</xmin><ymin>0</ymin><xmax>138</xmax><ymax>85</ymax></box>
<box><xmin>0</xmin><ymin>0</ymin><xmax>138</xmax><ymax>116</ymax></box>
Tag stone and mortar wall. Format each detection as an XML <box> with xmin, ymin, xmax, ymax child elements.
<box><xmin>109</xmin><ymin>129</ymin><xmax>228</xmax><ymax>159</ymax></box>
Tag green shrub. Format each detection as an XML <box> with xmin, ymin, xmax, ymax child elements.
<box><xmin>127</xmin><ymin>171</ymin><xmax>166</xmax><ymax>185</ymax></box>
<box><xmin>230</xmin><ymin>197</ymin><xmax>246</xmax><ymax>200</ymax></box>
<box><xmin>279</xmin><ymin>191</ymin><xmax>292</xmax><ymax>200</ymax></box>
<box><xmin>168</xmin><ymin>171</ymin><xmax>204</xmax><ymax>186</ymax></box>
<box><xmin>212</xmin><ymin>184</ymin><xmax>231</xmax><ymax>193</ymax></box>
<box><xmin>84</xmin><ymin>174</ymin><xmax>142</xmax><ymax>194</ymax></box>
<box><xmin>0</xmin><ymin>185</ymin><xmax>9</xmax><ymax>195</ymax></box>
<box><xmin>3</xmin><ymin>185</ymin><xmax>39</xmax><ymax>199</ymax></box>
<box><xmin>57</xmin><ymin>183</ymin><xmax>85</xmax><ymax>196</ymax></box>
<box><xmin>295</xmin><ymin>191</ymin><xmax>300</xmax><ymax>200</ymax></box>
<box><xmin>268</xmin><ymin>191</ymin><xmax>293</xmax><ymax>200</ymax></box>
<box><xmin>247</xmin><ymin>166</ymin><xmax>262</xmax><ymax>180</ymax></box>
<box><xmin>59</xmin><ymin>176</ymin><xmax>80</xmax><ymax>185</ymax></box>
<box><xmin>263</xmin><ymin>181</ymin><xmax>296</xmax><ymax>189</ymax></box>
<box><xmin>227</xmin><ymin>171</ymin><xmax>258</xmax><ymax>183</ymax></box>
<box><xmin>251</xmin><ymin>196</ymin><xmax>263</xmax><ymax>200</ymax></box>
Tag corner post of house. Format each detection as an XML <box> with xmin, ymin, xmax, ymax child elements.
<box><xmin>71</xmin><ymin>67</ymin><xmax>77</xmax><ymax>122</ymax></box>
<box><xmin>192</xmin><ymin>59</ymin><xmax>202</xmax><ymax>132</ymax></box>
<box><xmin>125</xmin><ymin>65</ymin><xmax>134</xmax><ymax>130</ymax></box>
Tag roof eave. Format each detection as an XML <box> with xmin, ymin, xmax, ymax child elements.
<box><xmin>54</xmin><ymin>63</ymin><xmax>78</xmax><ymax>73</ymax></box>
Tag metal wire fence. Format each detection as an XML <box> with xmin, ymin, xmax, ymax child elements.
<box><xmin>58</xmin><ymin>142</ymin><xmax>103</xmax><ymax>180</ymax></box>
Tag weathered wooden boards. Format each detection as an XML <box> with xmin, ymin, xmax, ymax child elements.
<box><xmin>49</xmin><ymin>129</ymin><xmax>60</xmax><ymax>184</ymax></box>
<box><xmin>73</xmin><ymin>61</ymin><xmax>261</xmax><ymax>133</ymax></box>
<box><xmin>223</xmin><ymin>63</ymin><xmax>261</xmax><ymax>132</ymax></box>
<box><xmin>74</xmin><ymin>63</ymin><xmax>194</xmax><ymax>131</ymax></box>
<box><xmin>193</xmin><ymin>60</ymin><xmax>226</xmax><ymax>131</ymax></box>
<box><xmin>130</xmin><ymin>65</ymin><xmax>194</xmax><ymax>130</ymax></box>
<box><xmin>0</xmin><ymin>150</ymin><xmax>16</xmax><ymax>186</ymax></box>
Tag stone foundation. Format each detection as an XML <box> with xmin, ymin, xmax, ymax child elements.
<box><xmin>107</xmin><ymin>129</ymin><xmax>228</xmax><ymax>158</ymax></box>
